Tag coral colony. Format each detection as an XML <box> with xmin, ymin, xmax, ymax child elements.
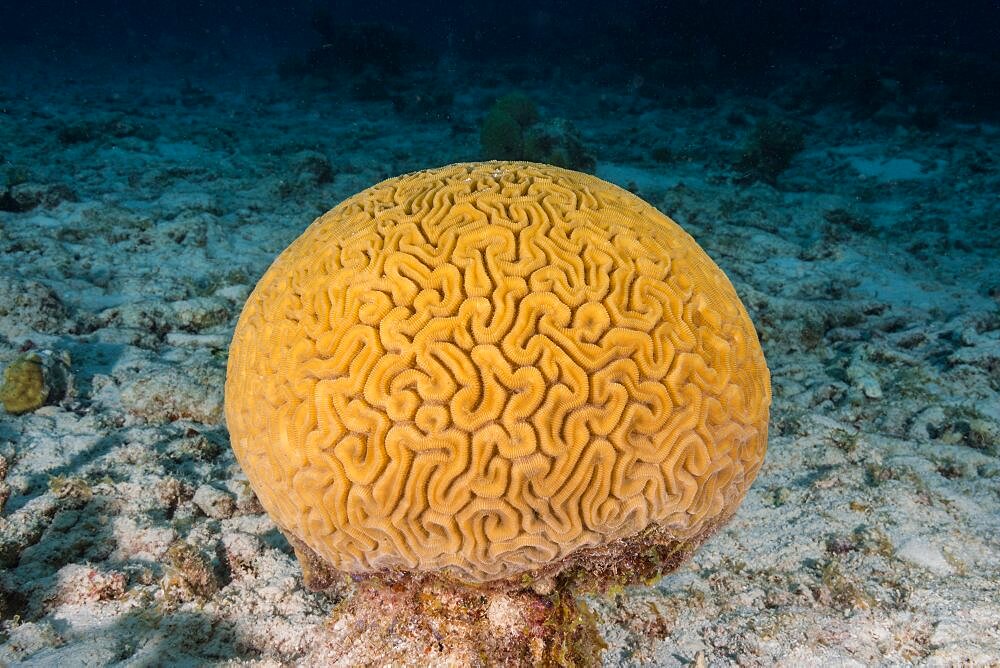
<box><xmin>224</xmin><ymin>161</ymin><xmax>770</xmax><ymax>663</ymax></box>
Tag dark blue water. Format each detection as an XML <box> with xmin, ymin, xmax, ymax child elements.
<box><xmin>2</xmin><ymin>1</ymin><xmax>998</xmax><ymax>120</ymax></box>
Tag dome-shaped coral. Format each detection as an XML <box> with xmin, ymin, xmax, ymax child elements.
<box><xmin>225</xmin><ymin>161</ymin><xmax>770</xmax><ymax>584</ymax></box>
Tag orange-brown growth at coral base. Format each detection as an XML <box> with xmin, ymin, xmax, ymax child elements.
<box><xmin>225</xmin><ymin>161</ymin><xmax>771</xmax><ymax>584</ymax></box>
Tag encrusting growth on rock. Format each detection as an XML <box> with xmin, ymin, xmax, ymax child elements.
<box><xmin>225</xmin><ymin>161</ymin><xmax>771</xmax><ymax>663</ymax></box>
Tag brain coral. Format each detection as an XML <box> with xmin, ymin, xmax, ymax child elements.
<box><xmin>225</xmin><ymin>161</ymin><xmax>770</xmax><ymax>583</ymax></box>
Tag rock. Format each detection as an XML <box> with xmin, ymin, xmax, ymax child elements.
<box><xmin>523</xmin><ymin>118</ymin><xmax>596</xmax><ymax>173</ymax></box>
<box><xmin>163</xmin><ymin>540</ymin><xmax>220</xmax><ymax>600</ymax></box>
<box><xmin>155</xmin><ymin>477</ymin><xmax>195</xmax><ymax>513</ymax></box>
<box><xmin>292</xmin><ymin>150</ymin><xmax>335</xmax><ymax>185</ymax></box>
<box><xmin>847</xmin><ymin>347</ymin><xmax>883</xmax><ymax>400</ymax></box>
<box><xmin>275</xmin><ymin>150</ymin><xmax>336</xmax><ymax>198</ymax></box>
<box><xmin>192</xmin><ymin>484</ymin><xmax>236</xmax><ymax>519</ymax></box>
<box><xmin>157</xmin><ymin>191</ymin><xmax>221</xmax><ymax>216</ymax></box>
<box><xmin>857</xmin><ymin>376</ymin><xmax>883</xmax><ymax>399</ymax></box>
<box><xmin>950</xmin><ymin>334</ymin><xmax>1000</xmax><ymax>378</ymax></box>
<box><xmin>0</xmin><ymin>274</ymin><xmax>72</xmax><ymax>337</ymax></box>
<box><xmin>908</xmin><ymin>405</ymin><xmax>947</xmax><ymax>442</ymax></box>
<box><xmin>168</xmin><ymin>296</ymin><xmax>231</xmax><ymax>332</ymax></box>
<box><xmin>221</xmin><ymin>531</ymin><xmax>263</xmax><ymax>577</ymax></box>
<box><xmin>0</xmin><ymin>495</ymin><xmax>62</xmax><ymax>567</ymax></box>
<box><xmin>101</xmin><ymin>349</ymin><xmax>225</xmax><ymax>425</ymax></box>
<box><xmin>159</xmin><ymin>210</ymin><xmax>212</xmax><ymax>247</ymax></box>
<box><xmin>0</xmin><ymin>621</ymin><xmax>64</xmax><ymax>664</ymax></box>
<box><xmin>164</xmin><ymin>331</ymin><xmax>229</xmax><ymax>349</ymax></box>
<box><xmin>234</xmin><ymin>482</ymin><xmax>264</xmax><ymax>516</ymax></box>
<box><xmin>95</xmin><ymin>300</ymin><xmax>171</xmax><ymax>334</ymax></box>
<box><xmin>896</xmin><ymin>537</ymin><xmax>954</xmax><ymax>575</ymax></box>
<box><xmin>118</xmin><ymin>365</ymin><xmax>224</xmax><ymax>424</ymax></box>
<box><xmin>214</xmin><ymin>283</ymin><xmax>252</xmax><ymax>304</ymax></box>
<box><xmin>0</xmin><ymin>454</ymin><xmax>9</xmax><ymax>514</ymax></box>
<box><xmin>530</xmin><ymin>576</ymin><xmax>556</xmax><ymax>596</ymax></box>
<box><xmin>110</xmin><ymin>518</ymin><xmax>177</xmax><ymax>562</ymax></box>
<box><xmin>49</xmin><ymin>564</ymin><xmax>128</xmax><ymax>605</ymax></box>
<box><xmin>0</xmin><ymin>183</ymin><xmax>77</xmax><ymax>212</ymax></box>
<box><xmin>927</xmin><ymin>613</ymin><xmax>999</xmax><ymax>665</ymax></box>
<box><xmin>486</xmin><ymin>594</ymin><xmax>526</xmax><ymax>635</ymax></box>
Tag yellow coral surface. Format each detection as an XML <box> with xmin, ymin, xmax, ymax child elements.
<box><xmin>225</xmin><ymin>162</ymin><xmax>771</xmax><ymax>582</ymax></box>
<box><xmin>1</xmin><ymin>354</ymin><xmax>47</xmax><ymax>415</ymax></box>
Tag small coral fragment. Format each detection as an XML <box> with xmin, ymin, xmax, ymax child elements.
<box><xmin>0</xmin><ymin>350</ymin><xmax>71</xmax><ymax>415</ymax></box>
<box><xmin>0</xmin><ymin>356</ymin><xmax>42</xmax><ymax>414</ymax></box>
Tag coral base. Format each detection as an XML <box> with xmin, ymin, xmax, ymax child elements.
<box><xmin>284</xmin><ymin>513</ymin><xmax>734</xmax><ymax>665</ymax></box>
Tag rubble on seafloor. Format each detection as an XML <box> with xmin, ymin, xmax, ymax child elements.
<box><xmin>0</xmin><ymin>51</ymin><xmax>998</xmax><ymax>665</ymax></box>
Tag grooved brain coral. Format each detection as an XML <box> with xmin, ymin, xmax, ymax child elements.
<box><xmin>225</xmin><ymin>161</ymin><xmax>771</xmax><ymax>583</ymax></box>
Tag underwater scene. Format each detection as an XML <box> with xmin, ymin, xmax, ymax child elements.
<box><xmin>1</xmin><ymin>1</ymin><xmax>998</xmax><ymax>665</ymax></box>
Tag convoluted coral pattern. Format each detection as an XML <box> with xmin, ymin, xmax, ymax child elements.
<box><xmin>225</xmin><ymin>162</ymin><xmax>771</xmax><ymax>582</ymax></box>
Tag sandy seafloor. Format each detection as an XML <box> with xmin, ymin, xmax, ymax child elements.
<box><xmin>0</xmin><ymin>55</ymin><xmax>998</xmax><ymax>667</ymax></box>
